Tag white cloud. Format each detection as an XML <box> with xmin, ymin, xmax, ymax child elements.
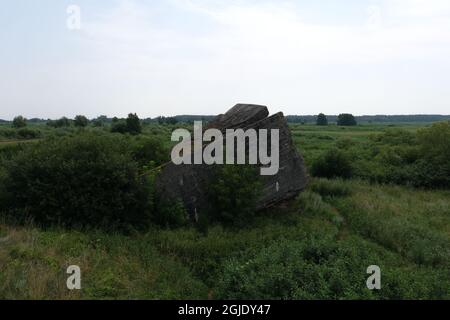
<box><xmin>68</xmin><ymin>0</ymin><xmax>450</xmax><ymax>116</ymax></box>
<box><xmin>4</xmin><ymin>0</ymin><xmax>449</xmax><ymax>118</ymax></box>
<box><xmin>385</xmin><ymin>0</ymin><xmax>450</xmax><ymax>18</ymax></box>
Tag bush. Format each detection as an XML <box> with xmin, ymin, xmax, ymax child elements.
<box><xmin>126</xmin><ymin>113</ymin><xmax>142</xmax><ymax>135</ymax></box>
<box><xmin>216</xmin><ymin>238</ymin><xmax>373</xmax><ymax>300</ymax></box>
<box><xmin>47</xmin><ymin>117</ymin><xmax>71</xmax><ymax>128</ymax></box>
<box><xmin>372</xmin><ymin>129</ymin><xmax>416</xmax><ymax>145</ymax></box>
<box><xmin>1</xmin><ymin>133</ymin><xmax>152</xmax><ymax>229</ymax></box>
<box><xmin>110</xmin><ymin>121</ymin><xmax>128</xmax><ymax>134</ymax></box>
<box><xmin>337</xmin><ymin>114</ymin><xmax>357</xmax><ymax>126</ymax></box>
<box><xmin>92</xmin><ymin>119</ymin><xmax>103</xmax><ymax>127</ymax></box>
<box><xmin>12</xmin><ymin>116</ymin><xmax>27</xmax><ymax>128</ymax></box>
<box><xmin>311</xmin><ymin>149</ymin><xmax>353</xmax><ymax>179</ymax></box>
<box><xmin>152</xmin><ymin>197</ymin><xmax>188</xmax><ymax>228</ymax></box>
<box><xmin>316</xmin><ymin>113</ymin><xmax>328</xmax><ymax>126</ymax></box>
<box><xmin>131</xmin><ymin>136</ymin><xmax>169</xmax><ymax>167</ymax></box>
<box><xmin>216</xmin><ymin>238</ymin><xmax>449</xmax><ymax>299</ymax></box>
<box><xmin>74</xmin><ymin>115</ymin><xmax>89</xmax><ymax>128</ymax></box>
<box><xmin>413</xmin><ymin>122</ymin><xmax>450</xmax><ymax>188</ymax></box>
<box><xmin>110</xmin><ymin>114</ymin><xmax>142</xmax><ymax>135</ymax></box>
<box><xmin>16</xmin><ymin>128</ymin><xmax>41</xmax><ymax>140</ymax></box>
<box><xmin>206</xmin><ymin>165</ymin><xmax>262</xmax><ymax>227</ymax></box>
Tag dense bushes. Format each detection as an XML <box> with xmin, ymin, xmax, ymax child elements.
<box><xmin>0</xmin><ymin>131</ymin><xmax>264</xmax><ymax>230</ymax></box>
<box><xmin>311</xmin><ymin>123</ymin><xmax>450</xmax><ymax>189</ymax></box>
<box><xmin>0</xmin><ymin>133</ymin><xmax>152</xmax><ymax>229</ymax></box>
<box><xmin>216</xmin><ymin>237</ymin><xmax>449</xmax><ymax>299</ymax></box>
<box><xmin>74</xmin><ymin>115</ymin><xmax>89</xmax><ymax>128</ymax></box>
<box><xmin>47</xmin><ymin>117</ymin><xmax>71</xmax><ymax>128</ymax></box>
<box><xmin>206</xmin><ymin>165</ymin><xmax>262</xmax><ymax>227</ymax></box>
<box><xmin>0</xmin><ymin>128</ymin><xmax>41</xmax><ymax>140</ymax></box>
<box><xmin>337</xmin><ymin>114</ymin><xmax>357</xmax><ymax>126</ymax></box>
<box><xmin>311</xmin><ymin>148</ymin><xmax>353</xmax><ymax>179</ymax></box>
<box><xmin>316</xmin><ymin>113</ymin><xmax>328</xmax><ymax>126</ymax></box>
<box><xmin>12</xmin><ymin>116</ymin><xmax>27</xmax><ymax>128</ymax></box>
<box><xmin>413</xmin><ymin>122</ymin><xmax>450</xmax><ymax>188</ymax></box>
<box><xmin>131</xmin><ymin>136</ymin><xmax>169</xmax><ymax>167</ymax></box>
<box><xmin>111</xmin><ymin>113</ymin><xmax>142</xmax><ymax>135</ymax></box>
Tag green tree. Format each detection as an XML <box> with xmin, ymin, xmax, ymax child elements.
<box><xmin>126</xmin><ymin>113</ymin><xmax>142</xmax><ymax>135</ymax></box>
<box><xmin>12</xmin><ymin>116</ymin><xmax>27</xmax><ymax>128</ymax></box>
<box><xmin>316</xmin><ymin>113</ymin><xmax>328</xmax><ymax>126</ymax></box>
<box><xmin>337</xmin><ymin>114</ymin><xmax>357</xmax><ymax>126</ymax></box>
<box><xmin>74</xmin><ymin>115</ymin><xmax>89</xmax><ymax>128</ymax></box>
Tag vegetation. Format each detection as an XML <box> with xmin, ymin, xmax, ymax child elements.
<box><xmin>12</xmin><ymin>116</ymin><xmax>27</xmax><ymax>129</ymax></box>
<box><xmin>0</xmin><ymin>133</ymin><xmax>152</xmax><ymax>230</ymax></box>
<box><xmin>311</xmin><ymin>148</ymin><xmax>353</xmax><ymax>179</ymax></box>
<box><xmin>206</xmin><ymin>165</ymin><xmax>262</xmax><ymax>228</ymax></box>
<box><xmin>0</xmin><ymin>117</ymin><xmax>449</xmax><ymax>300</ymax></box>
<box><xmin>47</xmin><ymin>117</ymin><xmax>71</xmax><ymax>128</ymax></box>
<box><xmin>337</xmin><ymin>114</ymin><xmax>357</xmax><ymax>126</ymax></box>
<box><xmin>111</xmin><ymin>113</ymin><xmax>142</xmax><ymax>135</ymax></box>
<box><xmin>74</xmin><ymin>115</ymin><xmax>89</xmax><ymax>128</ymax></box>
<box><xmin>316</xmin><ymin>113</ymin><xmax>328</xmax><ymax>126</ymax></box>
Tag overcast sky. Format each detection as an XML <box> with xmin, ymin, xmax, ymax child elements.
<box><xmin>1</xmin><ymin>0</ymin><xmax>450</xmax><ymax>119</ymax></box>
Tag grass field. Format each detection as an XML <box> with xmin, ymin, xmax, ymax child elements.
<box><xmin>0</xmin><ymin>122</ymin><xmax>449</xmax><ymax>299</ymax></box>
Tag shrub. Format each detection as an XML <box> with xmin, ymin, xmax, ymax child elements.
<box><xmin>12</xmin><ymin>116</ymin><xmax>27</xmax><ymax>128</ymax></box>
<box><xmin>110</xmin><ymin>114</ymin><xmax>142</xmax><ymax>135</ymax></box>
<box><xmin>16</xmin><ymin>128</ymin><xmax>41</xmax><ymax>140</ymax></box>
<box><xmin>152</xmin><ymin>197</ymin><xmax>188</xmax><ymax>228</ymax></box>
<box><xmin>126</xmin><ymin>113</ymin><xmax>142</xmax><ymax>135</ymax></box>
<box><xmin>1</xmin><ymin>133</ymin><xmax>152</xmax><ymax>229</ymax></box>
<box><xmin>413</xmin><ymin>122</ymin><xmax>450</xmax><ymax>188</ymax></box>
<box><xmin>92</xmin><ymin>119</ymin><xmax>103</xmax><ymax>127</ymax></box>
<box><xmin>206</xmin><ymin>165</ymin><xmax>262</xmax><ymax>227</ymax></box>
<box><xmin>110</xmin><ymin>121</ymin><xmax>128</xmax><ymax>134</ymax></box>
<box><xmin>311</xmin><ymin>149</ymin><xmax>353</xmax><ymax>179</ymax></box>
<box><xmin>74</xmin><ymin>115</ymin><xmax>89</xmax><ymax>128</ymax></box>
<box><xmin>131</xmin><ymin>136</ymin><xmax>169</xmax><ymax>167</ymax></box>
<box><xmin>47</xmin><ymin>117</ymin><xmax>71</xmax><ymax>128</ymax></box>
<box><xmin>216</xmin><ymin>238</ymin><xmax>449</xmax><ymax>299</ymax></box>
<box><xmin>216</xmin><ymin>238</ymin><xmax>373</xmax><ymax>300</ymax></box>
<box><xmin>316</xmin><ymin>113</ymin><xmax>328</xmax><ymax>126</ymax></box>
<box><xmin>372</xmin><ymin>129</ymin><xmax>416</xmax><ymax>145</ymax></box>
<box><xmin>337</xmin><ymin>114</ymin><xmax>357</xmax><ymax>126</ymax></box>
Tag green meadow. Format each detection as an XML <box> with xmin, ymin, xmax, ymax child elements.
<box><xmin>0</xmin><ymin>120</ymin><xmax>449</xmax><ymax>299</ymax></box>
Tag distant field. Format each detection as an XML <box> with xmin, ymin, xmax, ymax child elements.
<box><xmin>290</xmin><ymin>123</ymin><xmax>429</xmax><ymax>167</ymax></box>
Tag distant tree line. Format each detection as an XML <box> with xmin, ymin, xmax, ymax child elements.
<box><xmin>287</xmin><ymin>114</ymin><xmax>450</xmax><ymax>124</ymax></box>
<box><xmin>3</xmin><ymin>114</ymin><xmax>450</xmax><ymax>127</ymax></box>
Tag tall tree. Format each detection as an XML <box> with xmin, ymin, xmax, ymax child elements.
<box><xmin>12</xmin><ymin>115</ymin><xmax>27</xmax><ymax>128</ymax></box>
<box><xmin>126</xmin><ymin>113</ymin><xmax>142</xmax><ymax>135</ymax></box>
<box><xmin>74</xmin><ymin>115</ymin><xmax>89</xmax><ymax>128</ymax></box>
<box><xmin>316</xmin><ymin>113</ymin><xmax>328</xmax><ymax>126</ymax></box>
<box><xmin>337</xmin><ymin>114</ymin><xmax>357</xmax><ymax>126</ymax></box>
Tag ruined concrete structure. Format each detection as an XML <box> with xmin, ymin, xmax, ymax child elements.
<box><xmin>156</xmin><ymin>104</ymin><xmax>308</xmax><ymax>217</ymax></box>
